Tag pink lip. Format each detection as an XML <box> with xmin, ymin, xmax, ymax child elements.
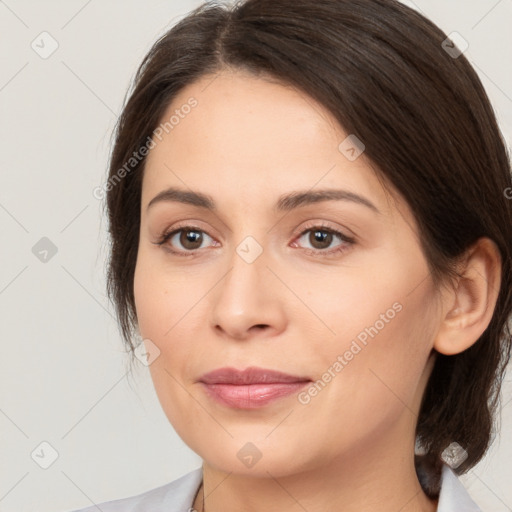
<box><xmin>198</xmin><ymin>366</ymin><xmax>311</xmax><ymax>409</ymax></box>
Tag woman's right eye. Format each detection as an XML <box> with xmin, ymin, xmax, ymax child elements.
<box><xmin>154</xmin><ymin>226</ymin><xmax>218</xmax><ymax>255</ymax></box>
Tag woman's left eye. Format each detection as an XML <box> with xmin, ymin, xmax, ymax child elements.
<box><xmin>292</xmin><ymin>227</ymin><xmax>355</xmax><ymax>256</ymax></box>
<box><xmin>153</xmin><ymin>224</ymin><xmax>355</xmax><ymax>257</ymax></box>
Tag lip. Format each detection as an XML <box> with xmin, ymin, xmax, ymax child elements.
<box><xmin>198</xmin><ymin>366</ymin><xmax>312</xmax><ymax>409</ymax></box>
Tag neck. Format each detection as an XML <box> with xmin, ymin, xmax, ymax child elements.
<box><xmin>193</xmin><ymin>417</ymin><xmax>438</xmax><ymax>512</ymax></box>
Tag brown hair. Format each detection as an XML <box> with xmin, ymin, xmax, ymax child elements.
<box><xmin>104</xmin><ymin>0</ymin><xmax>512</xmax><ymax>483</ymax></box>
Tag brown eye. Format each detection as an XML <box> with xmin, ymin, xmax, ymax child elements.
<box><xmin>309</xmin><ymin>230</ymin><xmax>334</xmax><ymax>250</ymax></box>
<box><xmin>297</xmin><ymin>228</ymin><xmax>342</xmax><ymax>251</ymax></box>
<box><xmin>179</xmin><ymin>229</ymin><xmax>204</xmax><ymax>250</ymax></box>
<box><xmin>292</xmin><ymin>225</ymin><xmax>355</xmax><ymax>257</ymax></box>
<box><xmin>155</xmin><ymin>226</ymin><xmax>216</xmax><ymax>254</ymax></box>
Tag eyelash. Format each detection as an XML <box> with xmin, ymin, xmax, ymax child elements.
<box><xmin>153</xmin><ymin>222</ymin><xmax>356</xmax><ymax>258</ymax></box>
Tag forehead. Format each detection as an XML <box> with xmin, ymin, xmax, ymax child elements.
<box><xmin>141</xmin><ymin>69</ymin><xmax>400</xmax><ymax>220</ymax></box>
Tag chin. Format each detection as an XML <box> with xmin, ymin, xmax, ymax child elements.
<box><xmin>188</xmin><ymin>433</ymin><xmax>317</xmax><ymax>478</ymax></box>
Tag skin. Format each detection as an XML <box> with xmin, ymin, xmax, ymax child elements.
<box><xmin>133</xmin><ymin>68</ymin><xmax>501</xmax><ymax>512</ymax></box>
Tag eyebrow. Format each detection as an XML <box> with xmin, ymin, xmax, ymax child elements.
<box><xmin>147</xmin><ymin>187</ymin><xmax>380</xmax><ymax>214</ymax></box>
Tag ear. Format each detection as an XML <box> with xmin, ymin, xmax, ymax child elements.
<box><xmin>434</xmin><ymin>237</ymin><xmax>502</xmax><ymax>356</ymax></box>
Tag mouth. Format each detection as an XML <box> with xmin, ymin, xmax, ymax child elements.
<box><xmin>198</xmin><ymin>366</ymin><xmax>312</xmax><ymax>409</ymax></box>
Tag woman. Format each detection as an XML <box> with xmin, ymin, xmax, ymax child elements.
<box><xmin>70</xmin><ymin>0</ymin><xmax>512</xmax><ymax>510</ymax></box>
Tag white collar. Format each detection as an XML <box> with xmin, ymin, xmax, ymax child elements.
<box><xmin>73</xmin><ymin>464</ymin><xmax>482</xmax><ymax>511</ymax></box>
<box><xmin>436</xmin><ymin>464</ymin><xmax>482</xmax><ymax>511</ymax></box>
<box><xmin>176</xmin><ymin>465</ymin><xmax>482</xmax><ymax>512</ymax></box>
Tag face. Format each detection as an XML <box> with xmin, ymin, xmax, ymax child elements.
<box><xmin>133</xmin><ymin>69</ymin><xmax>441</xmax><ymax>477</ymax></box>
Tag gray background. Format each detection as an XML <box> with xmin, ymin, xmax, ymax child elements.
<box><xmin>0</xmin><ymin>1</ymin><xmax>511</xmax><ymax>511</ymax></box>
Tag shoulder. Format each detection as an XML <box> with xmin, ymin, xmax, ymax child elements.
<box><xmin>437</xmin><ymin>464</ymin><xmax>482</xmax><ymax>512</ymax></box>
<box><xmin>65</xmin><ymin>467</ymin><xmax>203</xmax><ymax>512</ymax></box>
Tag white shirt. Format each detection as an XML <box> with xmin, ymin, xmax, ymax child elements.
<box><xmin>68</xmin><ymin>464</ymin><xmax>482</xmax><ymax>511</ymax></box>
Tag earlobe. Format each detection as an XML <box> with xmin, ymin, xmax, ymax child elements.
<box><xmin>433</xmin><ymin>237</ymin><xmax>502</xmax><ymax>356</ymax></box>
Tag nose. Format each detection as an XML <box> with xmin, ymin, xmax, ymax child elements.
<box><xmin>209</xmin><ymin>240</ymin><xmax>288</xmax><ymax>341</ymax></box>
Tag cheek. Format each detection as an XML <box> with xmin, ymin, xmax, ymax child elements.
<box><xmin>134</xmin><ymin>248</ymin><xmax>195</xmax><ymax>345</ymax></box>
<box><xmin>307</xmin><ymin>276</ymin><xmax>437</xmax><ymax>422</ymax></box>
<box><xmin>134</xmin><ymin>255</ymin><xmax>208</xmax><ymax>438</ymax></box>
<box><xmin>293</xmin><ymin>290</ymin><xmax>437</xmax><ymax>462</ymax></box>
<box><xmin>133</xmin><ymin>249</ymin><xmax>211</xmax><ymax>378</ymax></box>
<box><xmin>292</xmin><ymin>261</ymin><xmax>417</xmax><ymax>351</ymax></box>
<box><xmin>297</xmin><ymin>253</ymin><xmax>437</xmax><ymax>413</ymax></box>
